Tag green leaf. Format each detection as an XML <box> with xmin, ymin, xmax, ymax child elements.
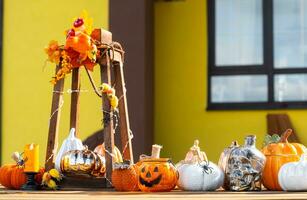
<box><xmin>263</xmin><ymin>134</ymin><xmax>281</xmax><ymax>147</ymax></box>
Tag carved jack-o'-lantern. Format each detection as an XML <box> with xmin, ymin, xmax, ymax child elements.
<box><xmin>137</xmin><ymin>145</ymin><xmax>178</xmax><ymax>192</ymax></box>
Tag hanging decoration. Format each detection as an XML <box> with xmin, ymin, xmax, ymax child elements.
<box><xmin>44</xmin><ymin>11</ymin><xmax>98</xmax><ymax>84</ymax></box>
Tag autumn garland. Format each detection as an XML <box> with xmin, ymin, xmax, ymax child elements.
<box><xmin>44</xmin><ymin>12</ymin><xmax>118</xmax><ymax>110</ymax></box>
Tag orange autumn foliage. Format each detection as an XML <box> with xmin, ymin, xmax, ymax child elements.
<box><xmin>262</xmin><ymin>129</ymin><xmax>307</xmax><ymax>190</ymax></box>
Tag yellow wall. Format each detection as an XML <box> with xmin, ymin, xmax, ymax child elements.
<box><xmin>154</xmin><ymin>0</ymin><xmax>307</xmax><ymax>163</ymax></box>
<box><xmin>2</xmin><ymin>0</ymin><xmax>109</xmax><ymax>164</ymax></box>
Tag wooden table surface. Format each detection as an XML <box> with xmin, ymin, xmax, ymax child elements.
<box><xmin>1</xmin><ymin>188</ymin><xmax>307</xmax><ymax>200</ymax></box>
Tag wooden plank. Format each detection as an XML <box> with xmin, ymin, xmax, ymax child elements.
<box><xmin>267</xmin><ymin>113</ymin><xmax>300</xmax><ymax>142</ymax></box>
<box><xmin>45</xmin><ymin>65</ymin><xmax>65</xmax><ymax>171</ymax></box>
<box><xmin>100</xmin><ymin>53</ymin><xmax>114</xmax><ymax>188</ymax></box>
<box><xmin>114</xmin><ymin>62</ymin><xmax>133</xmax><ymax>163</ymax></box>
<box><xmin>267</xmin><ymin>114</ymin><xmax>279</xmax><ymax>135</ymax></box>
<box><xmin>70</xmin><ymin>68</ymin><xmax>81</xmax><ymax>136</ymax></box>
<box><xmin>277</xmin><ymin>114</ymin><xmax>299</xmax><ymax>142</ymax></box>
<box><xmin>59</xmin><ymin>176</ymin><xmax>106</xmax><ymax>190</ymax></box>
<box><xmin>110</xmin><ymin>50</ymin><xmax>123</xmax><ymax>63</ymax></box>
<box><xmin>3</xmin><ymin>187</ymin><xmax>307</xmax><ymax>200</ymax></box>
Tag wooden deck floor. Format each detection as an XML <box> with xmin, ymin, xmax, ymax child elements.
<box><xmin>1</xmin><ymin>188</ymin><xmax>307</xmax><ymax>200</ymax></box>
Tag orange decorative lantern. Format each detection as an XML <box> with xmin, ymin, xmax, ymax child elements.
<box><xmin>262</xmin><ymin>129</ymin><xmax>307</xmax><ymax>190</ymax></box>
<box><xmin>111</xmin><ymin>161</ymin><xmax>139</xmax><ymax>191</ymax></box>
<box><xmin>137</xmin><ymin>145</ymin><xmax>178</xmax><ymax>192</ymax></box>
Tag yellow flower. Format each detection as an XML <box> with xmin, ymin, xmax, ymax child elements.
<box><xmin>47</xmin><ymin>179</ymin><xmax>57</xmax><ymax>190</ymax></box>
<box><xmin>45</xmin><ymin>40</ymin><xmax>61</xmax><ymax>64</ymax></box>
<box><xmin>80</xmin><ymin>10</ymin><xmax>93</xmax><ymax>34</ymax></box>
<box><xmin>101</xmin><ymin>83</ymin><xmax>111</xmax><ymax>93</ymax></box>
<box><xmin>109</xmin><ymin>95</ymin><xmax>118</xmax><ymax>109</ymax></box>
<box><xmin>42</xmin><ymin>172</ymin><xmax>51</xmax><ymax>185</ymax></box>
<box><xmin>49</xmin><ymin>169</ymin><xmax>61</xmax><ymax>181</ymax></box>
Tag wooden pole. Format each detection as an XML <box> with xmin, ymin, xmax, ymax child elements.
<box><xmin>45</xmin><ymin>65</ymin><xmax>65</xmax><ymax>171</ymax></box>
<box><xmin>100</xmin><ymin>53</ymin><xmax>114</xmax><ymax>188</ymax></box>
<box><xmin>114</xmin><ymin>62</ymin><xmax>134</xmax><ymax>163</ymax></box>
<box><xmin>70</xmin><ymin>68</ymin><xmax>81</xmax><ymax>136</ymax></box>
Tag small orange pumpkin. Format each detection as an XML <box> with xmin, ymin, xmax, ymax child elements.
<box><xmin>111</xmin><ymin>161</ymin><xmax>139</xmax><ymax>191</ymax></box>
<box><xmin>0</xmin><ymin>164</ymin><xmax>16</xmax><ymax>188</ymax></box>
<box><xmin>94</xmin><ymin>144</ymin><xmax>123</xmax><ymax>163</ymax></box>
<box><xmin>10</xmin><ymin>166</ymin><xmax>27</xmax><ymax>189</ymax></box>
<box><xmin>137</xmin><ymin>145</ymin><xmax>178</xmax><ymax>192</ymax></box>
<box><xmin>262</xmin><ymin>129</ymin><xmax>307</xmax><ymax>190</ymax></box>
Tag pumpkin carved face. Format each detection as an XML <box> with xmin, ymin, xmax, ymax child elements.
<box><xmin>138</xmin><ymin>158</ymin><xmax>178</xmax><ymax>192</ymax></box>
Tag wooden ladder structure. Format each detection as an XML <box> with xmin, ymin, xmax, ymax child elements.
<box><xmin>45</xmin><ymin>29</ymin><xmax>133</xmax><ymax>188</ymax></box>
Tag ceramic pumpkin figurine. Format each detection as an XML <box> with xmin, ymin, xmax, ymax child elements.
<box><xmin>262</xmin><ymin>129</ymin><xmax>307</xmax><ymax>190</ymax></box>
<box><xmin>94</xmin><ymin>143</ymin><xmax>123</xmax><ymax>163</ymax></box>
<box><xmin>112</xmin><ymin>161</ymin><xmax>139</xmax><ymax>191</ymax></box>
<box><xmin>138</xmin><ymin>145</ymin><xmax>178</xmax><ymax>192</ymax></box>
<box><xmin>176</xmin><ymin>140</ymin><xmax>224</xmax><ymax>191</ymax></box>
<box><xmin>278</xmin><ymin>154</ymin><xmax>307</xmax><ymax>191</ymax></box>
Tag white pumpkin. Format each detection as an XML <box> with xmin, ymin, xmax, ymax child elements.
<box><xmin>176</xmin><ymin>140</ymin><xmax>224</xmax><ymax>191</ymax></box>
<box><xmin>278</xmin><ymin>154</ymin><xmax>307</xmax><ymax>191</ymax></box>
<box><xmin>55</xmin><ymin>128</ymin><xmax>85</xmax><ymax>172</ymax></box>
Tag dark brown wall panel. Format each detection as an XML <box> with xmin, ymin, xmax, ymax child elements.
<box><xmin>109</xmin><ymin>0</ymin><xmax>154</xmax><ymax>160</ymax></box>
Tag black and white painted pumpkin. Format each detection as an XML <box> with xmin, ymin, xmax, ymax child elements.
<box><xmin>176</xmin><ymin>140</ymin><xmax>224</xmax><ymax>191</ymax></box>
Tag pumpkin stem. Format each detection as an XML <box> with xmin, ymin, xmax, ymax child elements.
<box><xmin>193</xmin><ymin>140</ymin><xmax>199</xmax><ymax>147</ymax></box>
<box><xmin>151</xmin><ymin>144</ymin><xmax>162</xmax><ymax>159</ymax></box>
<box><xmin>231</xmin><ymin>141</ymin><xmax>239</xmax><ymax>147</ymax></box>
<box><xmin>280</xmin><ymin>129</ymin><xmax>292</xmax><ymax>143</ymax></box>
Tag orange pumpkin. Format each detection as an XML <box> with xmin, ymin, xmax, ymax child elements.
<box><xmin>10</xmin><ymin>166</ymin><xmax>27</xmax><ymax>189</ymax></box>
<box><xmin>94</xmin><ymin>144</ymin><xmax>123</xmax><ymax>163</ymax></box>
<box><xmin>0</xmin><ymin>164</ymin><xmax>16</xmax><ymax>188</ymax></box>
<box><xmin>262</xmin><ymin>129</ymin><xmax>307</xmax><ymax>190</ymax></box>
<box><xmin>111</xmin><ymin>161</ymin><xmax>139</xmax><ymax>191</ymax></box>
<box><xmin>0</xmin><ymin>164</ymin><xmax>44</xmax><ymax>190</ymax></box>
<box><xmin>138</xmin><ymin>158</ymin><xmax>178</xmax><ymax>192</ymax></box>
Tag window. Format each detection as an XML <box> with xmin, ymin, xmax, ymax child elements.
<box><xmin>207</xmin><ymin>0</ymin><xmax>307</xmax><ymax>110</ymax></box>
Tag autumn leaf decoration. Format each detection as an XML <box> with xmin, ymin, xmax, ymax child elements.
<box><xmin>44</xmin><ymin>11</ymin><xmax>98</xmax><ymax>84</ymax></box>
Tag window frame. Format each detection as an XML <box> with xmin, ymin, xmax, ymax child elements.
<box><xmin>207</xmin><ymin>0</ymin><xmax>307</xmax><ymax>110</ymax></box>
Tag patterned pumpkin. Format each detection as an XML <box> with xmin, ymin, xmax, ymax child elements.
<box><xmin>94</xmin><ymin>144</ymin><xmax>123</xmax><ymax>163</ymax></box>
<box><xmin>111</xmin><ymin>161</ymin><xmax>139</xmax><ymax>191</ymax></box>
<box><xmin>0</xmin><ymin>164</ymin><xmax>16</xmax><ymax>188</ymax></box>
<box><xmin>262</xmin><ymin>129</ymin><xmax>307</xmax><ymax>190</ymax></box>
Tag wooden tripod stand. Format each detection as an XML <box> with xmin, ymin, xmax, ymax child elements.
<box><xmin>45</xmin><ymin>29</ymin><xmax>134</xmax><ymax>188</ymax></box>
